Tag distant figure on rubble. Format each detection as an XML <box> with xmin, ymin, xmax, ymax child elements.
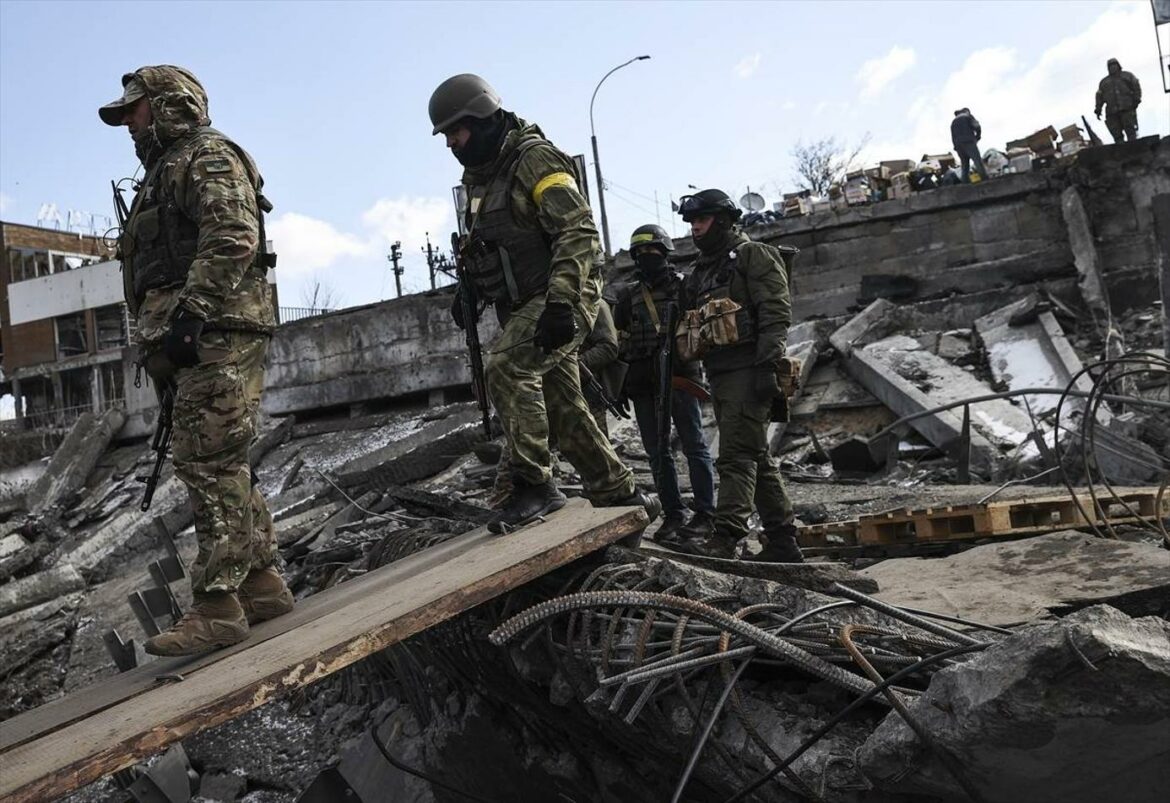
<box><xmin>100</xmin><ymin>66</ymin><xmax>293</xmax><ymax>656</ymax></box>
<box><xmin>430</xmin><ymin>73</ymin><xmax>659</xmax><ymax>533</ymax></box>
<box><xmin>950</xmin><ymin>108</ymin><xmax>988</xmax><ymax>183</ymax></box>
<box><xmin>1095</xmin><ymin>58</ymin><xmax>1141</xmax><ymax>143</ymax></box>
<box><xmin>671</xmin><ymin>190</ymin><xmax>804</xmax><ymax>563</ymax></box>
<box><xmin>612</xmin><ymin>224</ymin><xmax>716</xmax><ymax>545</ymax></box>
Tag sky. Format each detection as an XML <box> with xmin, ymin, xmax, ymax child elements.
<box><xmin>1</xmin><ymin>0</ymin><xmax>1167</xmax><ymax>311</ymax></box>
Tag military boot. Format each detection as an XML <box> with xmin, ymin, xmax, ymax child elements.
<box><xmin>488</xmin><ymin>477</ymin><xmax>567</xmax><ymax>534</ymax></box>
<box><xmin>674</xmin><ymin>510</ymin><xmax>715</xmax><ymax>542</ymax></box>
<box><xmin>238</xmin><ymin>566</ymin><xmax>295</xmax><ymax>625</ymax></box>
<box><xmin>144</xmin><ymin>591</ymin><xmax>249</xmax><ymax>657</ymax></box>
<box><xmin>595</xmin><ymin>491</ymin><xmax>662</xmax><ymax>547</ymax></box>
<box><xmin>654</xmin><ymin>510</ymin><xmax>689</xmax><ymax>545</ymax></box>
<box><xmin>754</xmin><ymin>524</ymin><xmax>805</xmax><ymax>563</ymax></box>
<box><xmin>674</xmin><ymin>531</ymin><xmax>741</xmax><ymax>560</ymax></box>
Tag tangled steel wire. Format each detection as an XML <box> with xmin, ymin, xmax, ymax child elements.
<box><xmin>490</xmin><ymin>562</ymin><xmax>1007</xmax><ymax>802</ymax></box>
<box><xmin>1052</xmin><ymin>351</ymin><xmax>1170</xmax><ymax>546</ymax></box>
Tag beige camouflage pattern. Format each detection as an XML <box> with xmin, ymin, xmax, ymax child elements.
<box><xmin>171</xmin><ymin>330</ymin><xmax>277</xmax><ymax>592</ymax></box>
<box><xmin>119</xmin><ymin>65</ymin><xmax>275</xmax><ymax>342</ymax></box>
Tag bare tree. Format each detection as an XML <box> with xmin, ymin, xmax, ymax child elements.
<box><xmin>301</xmin><ymin>277</ymin><xmax>342</xmax><ymax>311</ymax></box>
<box><xmin>790</xmin><ymin>133</ymin><xmax>872</xmax><ymax>196</ymax></box>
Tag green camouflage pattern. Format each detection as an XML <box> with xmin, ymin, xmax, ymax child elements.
<box><xmin>485</xmin><ymin>273</ymin><xmax>633</xmax><ymax>503</ymax></box>
<box><xmin>461</xmin><ymin>118</ymin><xmax>603</xmax><ymax>308</ymax></box>
<box><xmin>1104</xmin><ymin>109</ymin><xmax>1139</xmax><ymax>142</ymax></box>
<box><xmin>119</xmin><ymin>65</ymin><xmax>275</xmax><ymax>343</ymax></box>
<box><xmin>708</xmin><ymin>368</ymin><xmax>794</xmax><ymax>540</ymax></box>
<box><xmin>171</xmin><ymin>330</ymin><xmax>277</xmax><ymax>593</ymax></box>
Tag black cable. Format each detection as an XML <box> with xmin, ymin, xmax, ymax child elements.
<box><xmin>370</xmin><ymin>724</ymin><xmax>500</xmax><ymax>803</ymax></box>
<box><xmin>671</xmin><ymin>658</ymin><xmax>753</xmax><ymax>803</ymax></box>
<box><xmin>721</xmin><ymin>644</ymin><xmax>985</xmax><ymax>803</ymax></box>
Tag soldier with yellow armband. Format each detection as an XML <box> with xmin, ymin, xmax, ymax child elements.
<box><xmin>429</xmin><ymin>74</ymin><xmax>659</xmax><ymax>533</ymax></box>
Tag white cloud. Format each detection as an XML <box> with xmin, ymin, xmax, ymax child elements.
<box><xmin>781</xmin><ymin>100</ymin><xmax>798</xmax><ymax>111</ymax></box>
<box><xmin>857</xmin><ymin>45</ymin><xmax>917</xmax><ymax>100</ymax></box>
<box><xmin>266</xmin><ymin>211</ymin><xmax>371</xmax><ymax>278</ymax></box>
<box><xmin>864</xmin><ymin>2</ymin><xmax>1160</xmax><ymax>163</ymax></box>
<box><xmin>0</xmin><ymin>192</ymin><xmax>11</xmax><ymax>214</ymax></box>
<box><xmin>361</xmin><ymin>196</ymin><xmax>452</xmax><ymax>256</ymax></box>
<box><xmin>734</xmin><ymin>53</ymin><xmax>762</xmax><ymax>79</ymax></box>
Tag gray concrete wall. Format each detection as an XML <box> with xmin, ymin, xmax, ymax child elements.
<box><xmin>262</xmin><ymin>289</ymin><xmax>499</xmax><ymax>417</ymax></box>
<box><xmin>614</xmin><ymin>136</ymin><xmax>1169</xmax><ymax>319</ymax></box>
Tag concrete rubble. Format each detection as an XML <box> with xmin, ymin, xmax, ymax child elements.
<box><xmin>0</xmin><ymin>140</ymin><xmax>1167</xmax><ymax>803</ymax></box>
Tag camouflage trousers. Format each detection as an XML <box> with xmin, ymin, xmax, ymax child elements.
<box><xmin>168</xmin><ymin>330</ymin><xmax>276</xmax><ymax>593</ymax></box>
<box><xmin>491</xmin><ymin>400</ymin><xmax>609</xmax><ymax>504</ymax></box>
<box><xmin>1105</xmin><ymin>109</ymin><xmax>1138</xmax><ymax>143</ymax></box>
<box><xmin>709</xmin><ymin>368</ymin><xmax>794</xmax><ymax>540</ymax></box>
<box><xmin>484</xmin><ymin>277</ymin><xmax>633</xmax><ymax>504</ymax></box>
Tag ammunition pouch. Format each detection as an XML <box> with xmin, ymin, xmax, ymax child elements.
<box><xmin>675</xmin><ymin>308</ymin><xmax>705</xmax><ymax>362</ymax></box>
<box><xmin>777</xmin><ymin>355</ymin><xmax>803</xmax><ymax>397</ymax></box>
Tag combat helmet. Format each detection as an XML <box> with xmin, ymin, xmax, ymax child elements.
<box><xmin>629</xmin><ymin>224</ymin><xmax>674</xmax><ymax>254</ymax></box>
<box><xmin>429</xmin><ymin>74</ymin><xmax>502</xmax><ymax>135</ymax></box>
<box><xmin>677</xmin><ymin>189</ymin><xmax>742</xmax><ymax>223</ymax></box>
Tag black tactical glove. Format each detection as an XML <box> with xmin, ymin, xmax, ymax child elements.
<box><xmin>533</xmin><ymin>301</ymin><xmax>577</xmax><ymax>354</ymax></box>
<box><xmin>613</xmin><ymin>393</ymin><xmax>631</xmax><ymax>418</ymax></box>
<box><xmin>753</xmin><ymin>367</ymin><xmax>781</xmax><ymax>402</ymax></box>
<box><xmin>163</xmin><ymin>311</ymin><xmax>204</xmax><ymax>370</ymax></box>
<box><xmin>451</xmin><ymin>288</ymin><xmax>467</xmax><ymax>330</ymax></box>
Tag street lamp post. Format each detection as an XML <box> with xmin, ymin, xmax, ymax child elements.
<box><xmin>590</xmin><ymin>55</ymin><xmax>650</xmax><ymax>259</ymax></box>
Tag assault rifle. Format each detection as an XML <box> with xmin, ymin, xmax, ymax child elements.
<box><xmin>655</xmin><ymin>303</ymin><xmax>680</xmax><ymax>475</ymax></box>
<box><xmin>111</xmin><ymin>180</ymin><xmax>131</xmax><ymax>234</ymax></box>
<box><xmin>140</xmin><ymin>381</ymin><xmax>174</xmax><ymax>511</ymax></box>
<box><xmin>451</xmin><ymin>232</ymin><xmax>492</xmax><ymax>438</ymax></box>
<box><xmin>578</xmin><ymin>361</ymin><xmax>631</xmax><ymax>420</ymax></box>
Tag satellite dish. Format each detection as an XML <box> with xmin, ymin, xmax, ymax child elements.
<box><xmin>739</xmin><ymin>192</ymin><xmax>765</xmax><ymax>212</ymax></box>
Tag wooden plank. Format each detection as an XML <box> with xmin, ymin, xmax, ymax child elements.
<box><xmin>0</xmin><ymin>500</ymin><xmax>646</xmax><ymax>801</ymax></box>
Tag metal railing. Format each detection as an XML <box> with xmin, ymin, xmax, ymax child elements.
<box><xmin>278</xmin><ymin>306</ymin><xmax>334</xmax><ymax>324</ymax></box>
<box><xmin>0</xmin><ymin>400</ymin><xmax>124</xmax><ymax>433</ymax></box>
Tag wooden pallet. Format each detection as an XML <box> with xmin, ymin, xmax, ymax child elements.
<box><xmin>796</xmin><ymin>488</ymin><xmax>1168</xmax><ymax>549</ymax></box>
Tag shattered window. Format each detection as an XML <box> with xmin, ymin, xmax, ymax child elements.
<box><xmin>95</xmin><ymin>304</ymin><xmax>128</xmax><ymax>351</ymax></box>
<box><xmin>55</xmin><ymin>312</ymin><xmax>88</xmax><ymax>359</ymax></box>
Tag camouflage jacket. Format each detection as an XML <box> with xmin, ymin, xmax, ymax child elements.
<box><xmin>1096</xmin><ymin>70</ymin><xmax>1141</xmax><ymax>114</ymax></box>
<box><xmin>461</xmin><ymin>117</ymin><xmax>602</xmax><ymax>312</ymax></box>
<box><xmin>120</xmin><ymin>66</ymin><xmax>275</xmax><ymax>346</ymax></box>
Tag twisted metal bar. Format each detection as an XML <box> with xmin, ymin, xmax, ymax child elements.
<box><xmin>490</xmin><ymin>591</ymin><xmax>881</xmax><ymax>698</ymax></box>
<box><xmin>829</xmin><ymin>584</ymin><xmax>986</xmax><ymax>647</ymax></box>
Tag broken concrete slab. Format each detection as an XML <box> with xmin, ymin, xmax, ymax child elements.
<box><xmin>337</xmin><ymin>405</ymin><xmax>486</xmax><ymax>490</ymax></box>
<box><xmin>837</xmin><ymin>332</ymin><xmax>1037</xmax><ymax>477</ymax></box>
<box><xmin>25</xmin><ymin>408</ymin><xmax>126</xmax><ymax>515</ymax></box>
<box><xmin>0</xmin><ymin>564</ymin><xmax>85</xmax><ymax>618</ymax></box>
<box><xmin>860</xmin><ymin>530</ymin><xmax>1170</xmax><ymax>626</ymax></box>
<box><xmin>975</xmin><ymin>293</ymin><xmax>1093</xmax><ymax>416</ymax></box>
<box><xmin>858</xmin><ymin>604</ymin><xmax>1170</xmax><ymax>803</ymax></box>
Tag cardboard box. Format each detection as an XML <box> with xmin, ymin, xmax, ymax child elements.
<box><xmin>921</xmin><ymin>152</ymin><xmax>958</xmax><ymax>170</ymax></box>
<box><xmin>1007</xmin><ymin>126</ymin><xmax>1058</xmax><ymax>157</ymax></box>
<box><xmin>1059</xmin><ymin>124</ymin><xmax>1085</xmax><ymax>143</ymax></box>
<box><xmin>811</xmin><ymin>199</ymin><xmax>832</xmax><ymax>215</ymax></box>
<box><xmin>1059</xmin><ymin>140</ymin><xmax>1086</xmax><ymax>156</ymax></box>
<box><xmin>1008</xmin><ymin>153</ymin><xmax>1033</xmax><ymax>173</ymax></box>
<box><xmin>881</xmin><ymin>159</ymin><xmax>917</xmax><ymax>176</ymax></box>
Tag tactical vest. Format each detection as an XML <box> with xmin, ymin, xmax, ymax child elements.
<box><xmin>462</xmin><ymin>139</ymin><xmax>554</xmax><ymax>309</ymax></box>
<box><xmin>619</xmin><ymin>278</ymin><xmax>678</xmax><ymax>362</ymax></box>
<box><xmin>122</xmin><ymin>127</ymin><xmax>272</xmax><ymax>306</ymax></box>
<box><xmin>686</xmin><ymin>244</ymin><xmax>760</xmax><ymax>348</ymax></box>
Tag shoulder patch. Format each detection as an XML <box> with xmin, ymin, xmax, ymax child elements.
<box><xmin>201</xmin><ymin>158</ymin><xmax>234</xmax><ymax>175</ymax></box>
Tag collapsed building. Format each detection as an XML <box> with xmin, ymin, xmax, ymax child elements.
<box><xmin>0</xmin><ymin>136</ymin><xmax>1167</xmax><ymax>803</ymax></box>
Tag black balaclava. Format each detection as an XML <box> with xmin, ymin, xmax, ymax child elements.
<box><xmin>634</xmin><ymin>248</ymin><xmax>669</xmax><ymax>283</ymax></box>
<box><xmin>693</xmin><ymin>213</ymin><xmax>735</xmax><ymax>255</ymax></box>
<box><xmin>453</xmin><ymin>110</ymin><xmax>510</xmax><ymax>168</ymax></box>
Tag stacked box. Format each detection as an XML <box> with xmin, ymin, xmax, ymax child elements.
<box><xmin>889</xmin><ymin>172</ymin><xmax>912</xmax><ymax>200</ymax></box>
<box><xmin>881</xmin><ymin>159</ymin><xmax>916</xmax><ymax>176</ymax></box>
<box><xmin>1006</xmin><ymin>147</ymin><xmax>1033</xmax><ymax>174</ymax></box>
<box><xmin>844</xmin><ymin>176</ymin><xmax>871</xmax><ymax>205</ymax></box>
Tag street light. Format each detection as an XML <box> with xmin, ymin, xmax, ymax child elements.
<box><xmin>590</xmin><ymin>55</ymin><xmax>650</xmax><ymax>259</ymax></box>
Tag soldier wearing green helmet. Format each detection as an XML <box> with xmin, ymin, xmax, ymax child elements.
<box><xmin>430</xmin><ymin>73</ymin><xmax>659</xmax><ymax>534</ymax></box>
<box><xmin>672</xmin><ymin>189</ymin><xmax>803</xmax><ymax>563</ymax></box>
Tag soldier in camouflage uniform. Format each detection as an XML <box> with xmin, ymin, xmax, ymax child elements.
<box><xmin>100</xmin><ymin>66</ymin><xmax>293</xmax><ymax>656</ymax></box>
<box><xmin>431</xmin><ymin>74</ymin><xmax>658</xmax><ymax>533</ymax></box>
<box><xmin>1095</xmin><ymin>58</ymin><xmax>1141</xmax><ymax>143</ymax></box>
<box><xmin>672</xmin><ymin>190</ymin><xmax>803</xmax><ymax>563</ymax></box>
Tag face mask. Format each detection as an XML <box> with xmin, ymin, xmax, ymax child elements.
<box><xmin>453</xmin><ymin>113</ymin><xmax>508</xmax><ymax>167</ymax></box>
<box><xmin>635</xmin><ymin>251</ymin><xmax>668</xmax><ymax>278</ymax></box>
<box><xmin>694</xmin><ymin>216</ymin><xmax>732</xmax><ymax>253</ymax></box>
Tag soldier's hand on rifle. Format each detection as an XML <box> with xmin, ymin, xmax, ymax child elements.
<box><xmin>1094</xmin><ymin>109</ymin><xmax>1102</xmax><ymax>120</ymax></box>
<box><xmin>753</xmin><ymin>367</ymin><xmax>781</xmax><ymax>402</ymax></box>
<box><xmin>163</xmin><ymin>310</ymin><xmax>204</xmax><ymax>369</ymax></box>
<box><xmin>614</xmin><ymin>393</ymin><xmax>631</xmax><ymax>418</ymax></box>
<box><xmin>533</xmin><ymin>301</ymin><xmax>577</xmax><ymax>354</ymax></box>
<box><xmin>451</xmin><ymin>287</ymin><xmax>469</xmax><ymax>330</ymax></box>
